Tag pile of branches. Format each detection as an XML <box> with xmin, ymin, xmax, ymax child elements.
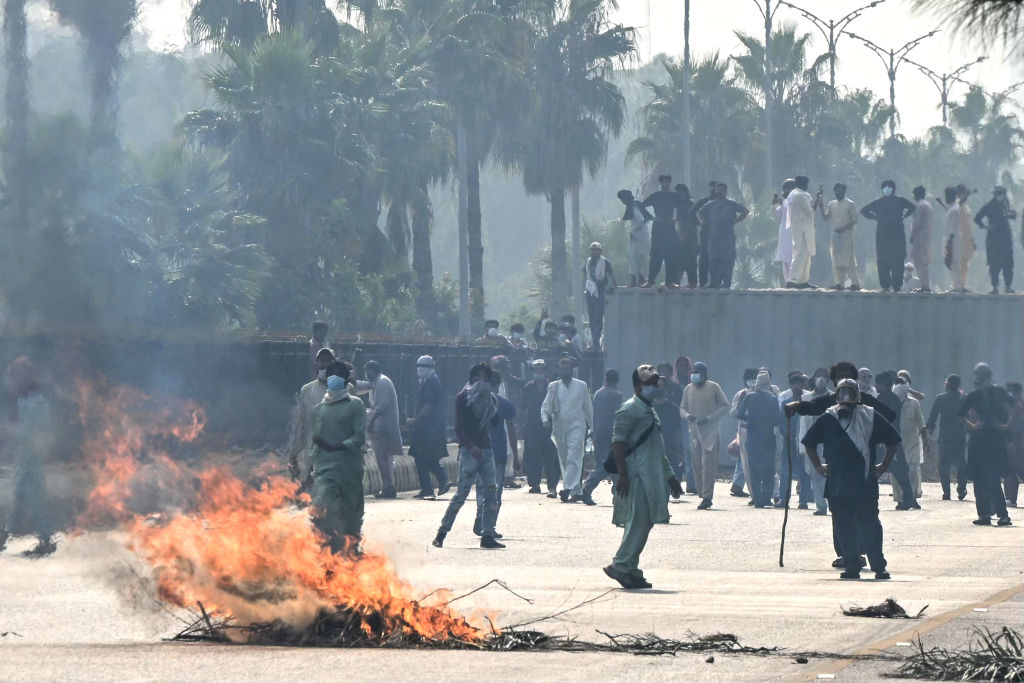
<box><xmin>843</xmin><ymin>598</ymin><xmax>927</xmax><ymax>619</ymax></box>
<box><xmin>488</xmin><ymin>630</ymin><xmax>777</xmax><ymax>656</ymax></box>
<box><xmin>889</xmin><ymin>627</ymin><xmax>1024</xmax><ymax>682</ymax></box>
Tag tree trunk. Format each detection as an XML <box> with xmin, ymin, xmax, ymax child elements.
<box><xmin>385</xmin><ymin>200</ymin><xmax>409</xmax><ymax>264</ymax></box>
<box><xmin>411</xmin><ymin>184</ymin><xmax>436</xmax><ymax>324</ymax></box>
<box><xmin>3</xmin><ymin>0</ymin><xmax>29</xmax><ymax>235</ymax></box>
<box><xmin>549</xmin><ymin>186</ymin><xmax>568</xmax><ymax>315</ymax></box>
<box><xmin>466</xmin><ymin>136</ymin><xmax>485</xmax><ymax>336</ymax></box>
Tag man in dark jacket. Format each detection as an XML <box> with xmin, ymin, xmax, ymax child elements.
<box><xmin>926</xmin><ymin>374</ymin><xmax>968</xmax><ymax>500</ymax></box>
<box><xmin>521</xmin><ymin>360</ymin><xmax>561</xmax><ymax>495</ymax></box>
<box><xmin>974</xmin><ymin>185</ymin><xmax>1016</xmax><ymax>294</ymax></box>
<box><xmin>959</xmin><ymin>363</ymin><xmax>1013</xmax><ymax>526</ymax></box>
<box><xmin>860</xmin><ymin>180</ymin><xmax>915</xmax><ymax>292</ymax></box>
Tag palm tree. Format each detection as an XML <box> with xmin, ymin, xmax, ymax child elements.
<box><xmin>912</xmin><ymin>0</ymin><xmax>1024</xmax><ymax>54</ymax></box>
<box><xmin>512</xmin><ymin>0</ymin><xmax>634</xmax><ymax>314</ymax></box>
<box><xmin>49</xmin><ymin>0</ymin><xmax>139</xmax><ymax>147</ymax></box>
<box><xmin>188</xmin><ymin>0</ymin><xmax>341</xmax><ymax>52</ymax></box>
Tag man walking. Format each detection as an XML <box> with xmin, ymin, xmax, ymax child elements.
<box><xmin>583</xmin><ymin>242</ymin><xmax>616</xmax><ymax>350</ymax></box>
<box><xmin>697</xmin><ymin>182</ymin><xmax>750</xmax><ymax>289</ymax></box>
<box><xmin>803</xmin><ymin>379</ymin><xmax>901</xmax><ymax>580</ymax></box>
<box><xmin>959</xmin><ymin>363</ymin><xmax>1013</xmax><ymax>526</ymax></box>
<box><xmin>433</xmin><ymin>362</ymin><xmax>504</xmax><ymax>549</ymax></box>
<box><xmin>617</xmin><ymin>189</ymin><xmax>653</xmax><ymax>287</ymax></box>
<box><xmin>475</xmin><ymin>372</ymin><xmax>517</xmax><ymax>537</ymax></box>
<box><xmin>603</xmin><ymin>365</ymin><xmax>684</xmax><ymax>589</ymax></box>
<box><xmin>361</xmin><ymin>360</ymin><xmax>401</xmax><ymax>499</ymax></box>
<box><xmin>975</xmin><ymin>186</ymin><xmax>1016</xmax><ymax>294</ymax></box>
<box><xmin>643</xmin><ymin>174</ymin><xmax>682</xmax><ymax>288</ymax></box>
<box><xmin>927</xmin><ymin>374</ymin><xmax>968</xmax><ymax>500</ymax></box>
<box><xmin>309</xmin><ymin>362</ymin><xmax>366</xmax><ymax>555</ymax></box>
<box><xmin>542</xmin><ymin>358</ymin><xmax>593</xmax><ymax>502</ymax></box>
<box><xmin>681</xmin><ymin>362</ymin><xmax>730</xmax><ymax>509</ymax></box>
<box><xmin>522</xmin><ymin>360</ymin><xmax>561</xmax><ymax>496</ymax></box>
<box><xmin>800</xmin><ymin>368</ymin><xmax>833</xmax><ymax>515</ymax></box>
<box><xmin>730</xmin><ymin>368</ymin><xmax>759</xmax><ymax>498</ymax></box>
<box><xmin>581</xmin><ymin>369</ymin><xmax>624</xmax><ymax>505</ymax></box>
<box><xmin>407</xmin><ymin>355</ymin><xmax>452</xmax><ymax>499</ymax></box>
<box><xmin>287</xmin><ymin>347</ymin><xmax>334</xmax><ymax>486</ymax></box>
<box><xmin>892</xmin><ymin>376</ymin><xmax>927</xmax><ymax>502</ymax></box>
<box><xmin>737</xmin><ymin>371</ymin><xmax>784</xmax><ymax>507</ymax></box>
<box><xmin>822</xmin><ymin>183</ymin><xmax>861</xmax><ymax>290</ymax></box>
<box><xmin>860</xmin><ymin>180</ymin><xmax>915</xmax><ymax>292</ymax></box>
<box><xmin>909</xmin><ymin>186</ymin><xmax>934</xmax><ymax>292</ymax></box>
<box><xmin>876</xmin><ymin>371</ymin><xmax>921</xmax><ymax>510</ymax></box>
<box><xmin>786</xmin><ymin>175</ymin><xmax>816</xmax><ymax>289</ymax></box>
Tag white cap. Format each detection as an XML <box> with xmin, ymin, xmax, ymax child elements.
<box><xmin>416</xmin><ymin>355</ymin><xmax>435</xmax><ymax>368</ymax></box>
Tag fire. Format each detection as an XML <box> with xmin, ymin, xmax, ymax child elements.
<box><xmin>76</xmin><ymin>379</ymin><xmax>486</xmax><ymax>644</ymax></box>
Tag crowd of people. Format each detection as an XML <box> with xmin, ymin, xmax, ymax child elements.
<box><xmin>610</xmin><ymin>174</ymin><xmax>1021</xmax><ymax>296</ymax></box>
<box><xmin>286</xmin><ymin>336</ymin><xmax>1024</xmax><ymax>588</ymax></box>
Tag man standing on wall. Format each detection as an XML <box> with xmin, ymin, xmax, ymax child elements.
<box><xmin>583</xmin><ymin>242</ymin><xmax>616</xmax><ymax>351</ymax></box>
<box><xmin>642</xmin><ymin>174</ymin><xmax>682</xmax><ymax>288</ymax></box>
<box><xmin>860</xmin><ymin>180</ymin><xmax>915</xmax><ymax>292</ymax></box>
<box><xmin>909</xmin><ymin>186</ymin><xmax>934</xmax><ymax>293</ymax></box>
<box><xmin>822</xmin><ymin>183</ymin><xmax>861</xmax><ymax>291</ymax></box>
<box><xmin>975</xmin><ymin>185</ymin><xmax>1016</xmax><ymax>294</ymax></box>
<box><xmin>786</xmin><ymin>175</ymin><xmax>817</xmax><ymax>289</ymax></box>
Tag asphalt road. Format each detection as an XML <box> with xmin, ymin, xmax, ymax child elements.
<box><xmin>0</xmin><ymin>479</ymin><xmax>1020</xmax><ymax>682</ymax></box>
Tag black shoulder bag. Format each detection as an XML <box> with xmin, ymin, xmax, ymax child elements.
<box><xmin>603</xmin><ymin>418</ymin><xmax>657</xmax><ymax>474</ymax></box>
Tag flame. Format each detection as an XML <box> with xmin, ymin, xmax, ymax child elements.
<box><xmin>76</xmin><ymin>379</ymin><xmax>486</xmax><ymax>643</ymax></box>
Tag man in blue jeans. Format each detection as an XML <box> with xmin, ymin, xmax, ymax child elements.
<box><xmin>475</xmin><ymin>372</ymin><xmax>517</xmax><ymax>536</ymax></box>
<box><xmin>433</xmin><ymin>362</ymin><xmax>504</xmax><ymax>549</ymax></box>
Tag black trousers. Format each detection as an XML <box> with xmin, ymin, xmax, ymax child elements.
<box><xmin>709</xmin><ymin>257</ymin><xmax>734</xmax><ymax>289</ymax></box>
<box><xmin>679</xmin><ymin>246</ymin><xmax>698</xmax><ymax>287</ymax></box>
<box><xmin>1005</xmin><ymin>469</ymin><xmax>1021</xmax><ymax>505</ymax></box>
<box><xmin>877</xmin><ymin>251</ymin><xmax>905</xmax><ymax>291</ymax></box>
<box><xmin>698</xmin><ymin>227</ymin><xmax>711</xmax><ymax>286</ymax></box>
<box><xmin>969</xmin><ymin>430</ymin><xmax>1009</xmax><ymax>519</ymax></box>
<box><xmin>829</xmin><ymin>483</ymin><xmax>886</xmax><ymax>573</ymax></box>
<box><xmin>586</xmin><ymin>294</ymin><xmax>605</xmax><ymax>349</ymax></box>
<box><xmin>887</xmin><ymin>446</ymin><xmax>916</xmax><ymax>504</ymax></box>
<box><xmin>989</xmin><ymin>262</ymin><xmax>1014</xmax><ymax>289</ymax></box>
<box><xmin>748</xmin><ymin>436</ymin><xmax>775</xmax><ymax>507</ymax></box>
<box><xmin>649</xmin><ymin>221</ymin><xmax>680</xmax><ymax>286</ymax></box>
<box><xmin>524</xmin><ymin>432</ymin><xmax>560</xmax><ymax>491</ymax></box>
<box><xmin>411</xmin><ymin>430</ymin><xmax>449</xmax><ymax>494</ymax></box>
<box><xmin>938</xmin><ymin>439</ymin><xmax>968</xmax><ymax>497</ymax></box>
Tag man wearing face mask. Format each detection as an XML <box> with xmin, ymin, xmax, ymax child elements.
<box><xmin>729</xmin><ymin>369</ymin><xmax>759</xmax><ymax>498</ymax></box>
<box><xmin>681</xmin><ymin>362</ymin><xmax>730</xmax><ymax>509</ymax></box>
<box><xmin>581</xmin><ymin>369</ymin><xmax>624</xmax><ymax>505</ymax></box>
<box><xmin>892</xmin><ymin>377</ymin><xmax>927</xmax><ymax>503</ymax></box>
<box><xmin>875</xmin><ymin>371</ymin><xmax>920</xmax><ymax>511</ymax></box>
<box><xmin>287</xmin><ymin>347</ymin><xmax>335</xmax><ymax>486</ymax></box>
<box><xmin>858</xmin><ymin>368</ymin><xmax>877</xmax><ymax>398</ymax></box>
<box><xmin>803</xmin><ymin>379</ymin><xmax>901</xmax><ymax>580</ymax></box>
<box><xmin>541</xmin><ymin>357</ymin><xmax>593</xmax><ymax>503</ymax></box>
<box><xmin>521</xmin><ymin>360</ymin><xmax>561</xmax><ymax>496</ymax></box>
<box><xmin>860</xmin><ymin>180</ymin><xmax>915</xmax><ymax>292</ymax></box>
<box><xmin>822</xmin><ymin>183</ymin><xmax>861</xmax><ymax>290</ymax></box>
<box><xmin>407</xmin><ymin>356</ymin><xmax>452</xmax><ymax>500</ymax></box>
<box><xmin>959</xmin><ymin>363</ymin><xmax>1013</xmax><ymax>526</ymax></box>
<box><xmin>356</xmin><ymin>360</ymin><xmax>401</xmax><ymax>500</ymax></box>
<box><xmin>603</xmin><ymin>365</ymin><xmax>684</xmax><ymax>589</ymax></box>
<box><xmin>475</xmin><ymin>320</ymin><xmax>513</xmax><ymax>352</ymax></box>
<box><xmin>927</xmin><ymin>374</ymin><xmax>968</xmax><ymax>501</ymax></box>
<box><xmin>737</xmin><ymin>371</ymin><xmax>784</xmax><ymax>508</ymax></box>
<box><xmin>975</xmin><ymin>186</ymin><xmax>1016</xmax><ymax>294</ymax></box>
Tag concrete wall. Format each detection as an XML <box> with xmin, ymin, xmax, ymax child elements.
<box><xmin>605</xmin><ymin>289</ymin><xmax>1024</xmax><ymax>402</ymax></box>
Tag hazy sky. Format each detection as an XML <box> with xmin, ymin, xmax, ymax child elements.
<box><xmin>95</xmin><ymin>0</ymin><xmax>1023</xmax><ymax>136</ymax></box>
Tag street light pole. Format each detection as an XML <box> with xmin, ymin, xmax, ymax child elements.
<box><xmin>751</xmin><ymin>0</ymin><xmax>782</xmax><ymax>194</ymax></box>
<box><xmin>847</xmin><ymin>30</ymin><xmax>939</xmax><ymax>136</ymax></box>
<box><xmin>778</xmin><ymin>0</ymin><xmax>887</xmax><ymax>92</ymax></box>
<box><xmin>903</xmin><ymin>56</ymin><xmax>986</xmax><ymax>126</ymax></box>
<box><xmin>681</xmin><ymin>0</ymin><xmax>692</xmax><ymax>188</ymax></box>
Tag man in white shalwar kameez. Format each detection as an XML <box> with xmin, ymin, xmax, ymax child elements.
<box><xmin>786</xmin><ymin>175</ymin><xmax>816</xmax><ymax>288</ymax></box>
<box><xmin>541</xmin><ymin>357</ymin><xmax>593</xmax><ymax>502</ymax></box>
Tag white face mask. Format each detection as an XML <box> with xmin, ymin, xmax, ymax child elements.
<box><xmin>894</xmin><ymin>384</ymin><xmax>909</xmax><ymax>401</ymax></box>
<box><xmin>511</xmin><ymin>331</ymin><xmax>522</xmax><ymax>341</ymax></box>
<box><xmin>317</xmin><ymin>369</ymin><xmax>327</xmax><ymax>381</ymax></box>
<box><xmin>882</xmin><ymin>186</ymin><xmax>894</xmax><ymax>196</ymax></box>
<box><xmin>815</xmin><ymin>376</ymin><xmax>827</xmax><ymax>390</ymax></box>
<box><xmin>690</xmin><ymin>373</ymin><xmax>702</xmax><ymax>384</ymax></box>
<box><xmin>486</xmin><ymin>328</ymin><xmax>498</xmax><ymax>337</ymax></box>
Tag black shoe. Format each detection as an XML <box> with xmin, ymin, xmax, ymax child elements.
<box><xmin>437</xmin><ymin>482</ymin><xmax>453</xmax><ymax>496</ymax></box>
<box><xmin>431</xmin><ymin>531</ymin><xmax>446</xmax><ymax>548</ymax></box>
<box><xmin>799</xmin><ymin>282</ymin><xmax>818</xmax><ymax>290</ymax></box>
<box><xmin>839</xmin><ymin>570</ymin><xmax>861</xmax><ymax>580</ymax></box>
<box><xmin>785</xmin><ymin>281</ymin><xmax>798</xmax><ymax>289</ymax></box>
<box><xmin>473</xmin><ymin>518</ymin><xmax>483</xmax><ymax>537</ymax></box>
<box><xmin>633</xmin><ymin>577</ymin><xmax>653</xmax><ymax>589</ymax></box>
<box><xmin>958</xmin><ymin>490</ymin><xmax>968</xmax><ymax>500</ymax></box>
<box><xmin>480</xmin><ymin>535</ymin><xmax>505</xmax><ymax>549</ymax></box>
<box><xmin>813</xmin><ymin>509</ymin><xmax>828</xmax><ymax>516</ymax></box>
<box><xmin>492</xmin><ymin>531</ymin><xmax>504</xmax><ymax>539</ymax></box>
<box><xmin>831</xmin><ymin>557</ymin><xmax>845</xmax><ymax>568</ymax></box>
<box><xmin>849</xmin><ymin>284</ymin><xmax>862</xmax><ymax>291</ymax></box>
<box><xmin>559</xmin><ymin>490</ymin><xmax>571</xmax><ymax>503</ymax></box>
<box><xmin>568</xmin><ymin>494</ymin><xmax>584</xmax><ymax>504</ymax></box>
<box><xmin>603</xmin><ymin>564</ymin><xmax>632</xmax><ymax>588</ymax></box>
<box><xmin>413</xmin><ymin>491</ymin><xmax>435</xmax><ymax>500</ymax></box>
<box><xmin>580</xmin><ymin>493</ymin><xmax>597</xmax><ymax>506</ymax></box>
<box><xmin>830</xmin><ymin>284</ymin><xmax>844</xmax><ymax>291</ymax></box>
<box><xmin>997</xmin><ymin>517</ymin><xmax>1013</xmax><ymax>526</ymax></box>
<box><xmin>375</xmin><ymin>487</ymin><xmax>397</xmax><ymax>499</ymax></box>
<box><xmin>909</xmin><ymin>501</ymin><xmax>922</xmax><ymax>510</ymax></box>
<box><xmin>859</xmin><ymin>556</ymin><xmax>868</xmax><ymax>568</ymax></box>
<box><xmin>730</xmin><ymin>486</ymin><xmax>749</xmax><ymax>498</ymax></box>
<box><xmin>774</xmin><ymin>500</ymin><xmax>787</xmax><ymax>509</ymax></box>
<box><xmin>546</xmin><ymin>490</ymin><xmax>559</xmax><ymax>499</ymax></box>
<box><xmin>798</xmin><ymin>502</ymin><xmax>809</xmax><ymax>510</ymax></box>
<box><xmin>895</xmin><ymin>503</ymin><xmax>911</xmax><ymax>511</ymax></box>
<box><xmin>504</xmin><ymin>480</ymin><xmax>523</xmax><ymax>489</ymax></box>
<box><xmin>973</xmin><ymin>517</ymin><xmax>992</xmax><ymax>525</ymax></box>
<box><xmin>747</xmin><ymin>500</ymin><xmax>756</xmax><ymax>506</ymax></box>
<box><xmin>697</xmin><ymin>498</ymin><xmax>712</xmax><ymax>510</ymax></box>
<box><xmin>0</xmin><ymin>530</ymin><xmax>8</xmax><ymax>554</ymax></box>
<box><xmin>528</xmin><ymin>485</ymin><xmax>542</xmax><ymax>494</ymax></box>
<box><xmin>942</xmin><ymin>493</ymin><xmax>951</xmax><ymax>500</ymax></box>
<box><xmin>22</xmin><ymin>538</ymin><xmax>57</xmax><ymax>558</ymax></box>
<box><xmin>875</xmin><ymin>570</ymin><xmax>891</xmax><ymax>580</ymax></box>
<box><xmin>685</xmin><ymin>487</ymin><xmax>698</xmax><ymax>495</ymax></box>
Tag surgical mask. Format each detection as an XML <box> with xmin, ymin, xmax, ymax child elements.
<box><xmin>882</xmin><ymin>186</ymin><xmax>894</xmax><ymax>196</ymax></box>
<box><xmin>512</xmin><ymin>332</ymin><xmax>523</xmax><ymax>341</ymax></box>
<box><xmin>858</xmin><ymin>380</ymin><xmax>872</xmax><ymax>393</ymax></box>
<box><xmin>417</xmin><ymin>367</ymin><xmax>432</xmax><ymax>379</ymax></box>
<box><xmin>893</xmin><ymin>384</ymin><xmax>909</xmax><ymax>400</ymax></box>
<box><xmin>745</xmin><ymin>380</ymin><xmax>755</xmax><ymax>390</ymax></box>
<box><xmin>640</xmin><ymin>385</ymin><xmax>657</xmax><ymax>401</ymax></box>
<box><xmin>815</xmin><ymin>376</ymin><xmax>827</xmax><ymax>390</ymax></box>
<box><xmin>317</xmin><ymin>369</ymin><xmax>327</xmax><ymax>381</ymax></box>
<box><xmin>486</xmin><ymin>328</ymin><xmax>498</xmax><ymax>337</ymax></box>
<box><xmin>690</xmin><ymin>373</ymin><xmax>701</xmax><ymax>384</ymax></box>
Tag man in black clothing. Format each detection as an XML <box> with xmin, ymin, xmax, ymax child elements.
<box><xmin>974</xmin><ymin>186</ymin><xmax>1016</xmax><ymax>294</ymax></box>
<box><xmin>521</xmin><ymin>359</ymin><xmax>561</xmax><ymax>495</ymax></box>
<box><xmin>697</xmin><ymin>182</ymin><xmax>750</xmax><ymax>289</ymax></box>
<box><xmin>959</xmin><ymin>363</ymin><xmax>1013</xmax><ymax>526</ymax></box>
<box><xmin>803</xmin><ymin>379</ymin><xmax>901</xmax><ymax>580</ymax></box>
<box><xmin>691</xmin><ymin>180</ymin><xmax>719</xmax><ymax>288</ymax></box>
<box><xmin>860</xmin><ymin>180</ymin><xmax>915</xmax><ymax>292</ymax></box>
<box><xmin>643</xmin><ymin>175</ymin><xmax>682</xmax><ymax>288</ymax></box>
<box><xmin>875</xmin><ymin>371</ymin><xmax>920</xmax><ymax>510</ymax></box>
<box><xmin>675</xmin><ymin>183</ymin><xmax>698</xmax><ymax>288</ymax></box>
<box><xmin>926</xmin><ymin>374</ymin><xmax>968</xmax><ymax>500</ymax></box>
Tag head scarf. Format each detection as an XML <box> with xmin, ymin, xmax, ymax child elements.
<box><xmin>466</xmin><ymin>378</ymin><xmax>497</xmax><ymax>430</ymax></box>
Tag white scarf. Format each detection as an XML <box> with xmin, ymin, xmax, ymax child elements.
<box><xmin>826</xmin><ymin>403</ymin><xmax>874</xmax><ymax>477</ymax></box>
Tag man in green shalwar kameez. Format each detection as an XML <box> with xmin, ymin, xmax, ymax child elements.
<box><xmin>310</xmin><ymin>362</ymin><xmax>366</xmax><ymax>555</ymax></box>
<box><xmin>604</xmin><ymin>365</ymin><xmax>684</xmax><ymax>589</ymax></box>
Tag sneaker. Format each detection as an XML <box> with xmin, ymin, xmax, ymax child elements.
<box><xmin>431</xmin><ymin>531</ymin><xmax>446</xmax><ymax>548</ymax></box>
<box><xmin>697</xmin><ymin>498</ymin><xmax>712</xmax><ymax>510</ymax></box>
<box><xmin>437</xmin><ymin>482</ymin><xmax>453</xmax><ymax>496</ymax></box>
<box><xmin>973</xmin><ymin>517</ymin><xmax>992</xmax><ymax>526</ymax></box>
<box><xmin>580</xmin><ymin>493</ymin><xmax>597</xmax><ymax>506</ymax></box>
<box><xmin>546</xmin><ymin>491</ymin><xmax>558</xmax><ymax>499</ymax></box>
<box><xmin>632</xmin><ymin>577</ymin><xmax>653</xmax><ymax>589</ymax></box>
<box><xmin>528</xmin><ymin>485</ymin><xmax>542</xmax><ymax>494</ymax></box>
<box><xmin>941</xmin><ymin>493</ymin><xmax>951</xmax><ymax>500</ymax></box>
<box><xmin>413</xmin><ymin>490</ymin><xmax>436</xmax><ymax>500</ymax></box>
<box><xmin>480</xmin><ymin>535</ymin><xmax>506</xmax><ymax>549</ymax></box>
<box><xmin>729</xmin><ymin>486</ymin><xmax>749</xmax><ymax>498</ymax></box>
<box><xmin>813</xmin><ymin>509</ymin><xmax>828</xmax><ymax>516</ymax></box>
<box><xmin>374</xmin><ymin>487</ymin><xmax>397</xmax><ymax>499</ymax></box>
<box><xmin>875</xmin><ymin>570</ymin><xmax>891</xmax><ymax>580</ymax></box>
<box><xmin>603</xmin><ymin>564</ymin><xmax>633</xmax><ymax>588</ymax></box>
<box><xmin>997</xmin><ymin>517</ymin><xmax>1013</xmax><ymax>526</ymax></box>
<box><xmin>798</xmin><ymin>502</ymin><xmax>809</xmax><ymax>510</ymax></box>
<box><xmin>839</xmin><ymin>570</ymin><xmax>861</xmax><ymax>580</ymax></box>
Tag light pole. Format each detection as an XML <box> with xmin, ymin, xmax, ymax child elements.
<box><xmin>750</xmin><ymin>0</ymin><xmax>783</xmax><ymax>195</ymax></box>
<box><xmin>681</xmin><ymin>0</ymin><xmax>691</xmax><ymax>187</ymax></box>
<box><xmin>778</xmin><ymin>0</ymin><xmax>887</xmax><ymax>92</ymax></box>
<box><xmin>902</xmin><ymin>56</ymin><xmax>986</xmax><ymax>126</ymax></box>
<box><xmin>846</xmin><ymin>30</ymin><xmax>939</xmax><ymax>136</ymax></box>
